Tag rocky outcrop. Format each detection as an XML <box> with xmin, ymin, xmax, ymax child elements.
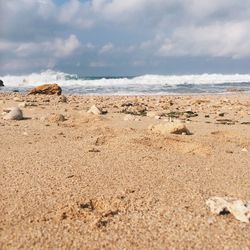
<box><xmin>0</xmin><ymin>80</ymin><xmax>4</xmax><ymax>87</ymax></box>
<box><xmin>28</xmin><ymin>84</ymin><xmax>62</xmax><ymax>95</ymax></box>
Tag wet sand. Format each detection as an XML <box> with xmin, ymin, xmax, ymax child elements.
<box><xmin>0</xmin><ymin>92</ymin><xmax>250</xmax><ymax>249</ymax></box>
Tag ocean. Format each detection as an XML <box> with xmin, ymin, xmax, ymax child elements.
<box><xmin>1</xmin><ymin>70</ymin><xmax>250</xmax><ymax>95</ymax></box>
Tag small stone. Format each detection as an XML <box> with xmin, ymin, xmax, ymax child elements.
<box><xmin>59</xmin><ymin>95</ymin><xmax>67</xmax><ymax>103</ymax></box>
<box><xmin>206</xmin><ymin>197</ymin><xmax>250</xmax><ymax>223</ymax></box>
<box><xmin>242</xmin><ymin>148</ymin><xmax>248</xmax><ymax>152</ymax></box>
<box><xmin>3</xmin><ymin>107</ymin><xmax>23</xmax><ymax>120</ymax></box>
<box><xmin>184</xmin><ymin>111</ymin><xmax>198</xmax><ymax>118</ymax></box>
<box><xmin>149</xmin><ymin>121</ymin><xmax>191</xmax><ymax>135</ymax></box>
<box><xmin>47</xmin><ymin>114</ymin><xmax>66</xmax><ymax>123</ymax></box>
<box><xmin>87</xmin><ymin>105</ymin><xmax>103</xmax><ymax>115</ymax></box>
<box><xmin>122</xmin><ymin>104</ymin><xmax>147</xmax><ymax>116</ymax></box>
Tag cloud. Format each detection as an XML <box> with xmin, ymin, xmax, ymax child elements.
<box><xmin>99</xmin><ymin>43</ymin><xmax>114</xmax><ymax>54</ymax></box>
<box><xmin>53</xmin><ymin>35</ymin><xmax>80</xmax><ymax>57</ymax></box>
<box><xmin>158</xmin><ymin>21</ymin><xmax>250</xmax><ymax>58</ymax></box>
<box><xmin>0</xmin><ymin>34</ymin><xmax>82</xmax><ymax>73</ymax></box>
<box><xmin>1</xmin><ymin>0</ymin><xmax>250</xmax><ymax>74</ymax></box>
<box><xmin>58</xmin><ymin>0</ymin><xmax>94</xmax><ymax>28</ymax></box>
<box><xmin>13</xmin><ymin>34</ymin><xmax>80</xmax><ymax>58</ymax></box>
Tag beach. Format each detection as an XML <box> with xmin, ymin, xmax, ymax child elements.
<box><xmin>0</xmin><ymin>92</ymin><xmax>250</xmax><ymax>249</ymax></box>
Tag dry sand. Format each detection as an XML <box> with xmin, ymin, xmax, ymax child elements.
<box><xmin>0</xmin><ymin>92</ymin><xmax>250</xmax><ymax>249</ymax></box>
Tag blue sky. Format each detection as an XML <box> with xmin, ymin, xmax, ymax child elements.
<box><xmin>1</xmin><ymin>0</ymin><xmax>250</xmax><ymax>76</ymax></box>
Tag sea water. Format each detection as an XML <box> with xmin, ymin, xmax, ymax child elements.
<box><xmin>1</xmin><ymin>70</ymin><xmax>250</xmax><ymax>95</ymax></box>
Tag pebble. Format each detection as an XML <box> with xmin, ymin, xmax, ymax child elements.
<box><xmin>149</xmin><ymin>121</ymin><xmax>191</xmax><ymax>135</ymax></box>
<box><xmin>87</xmin><ymin>105</ymin><xmax>103</xmax><ymax>115</ymax></box>
<box><xmin>206</xmin><ymin>197</ymin><xmax>250</xmax><ymax>223</ymax></box>
<box><xmin>3</xmin><ymin>107</ymin><xmax>23</xmax><ymax>120</ymax></box>
<box><xmin>47</xmin><ymin>114</ymin><xmax>66</xmax><ymax>123</ymax></box>
<box><xmin>59</xmin><ymin>95</ymin><xmax>67</xmax><ymax>103</ymax></box>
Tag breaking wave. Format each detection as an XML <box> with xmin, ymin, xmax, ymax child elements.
<box><xmin>1</xmin><ymin>70</ymin><xmax>250</xmax><ymax>94</ymax></box>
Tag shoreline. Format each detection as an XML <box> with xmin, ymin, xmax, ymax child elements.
<box><xmin>0</xmin><ymin>89</ymin><xmax>249</xmax><ymax>97</ymax></box>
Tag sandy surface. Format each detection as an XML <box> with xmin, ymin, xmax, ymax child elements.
<box><xmin>0</xmin><ymin>92</ymin><xmax>250</xmax><ymax>249</ymax></box>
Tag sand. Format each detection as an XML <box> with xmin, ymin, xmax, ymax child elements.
<box><xmin>0</xmin><ymin>92</ymin><xmax>249</xmax><ymax>249</ymax></box>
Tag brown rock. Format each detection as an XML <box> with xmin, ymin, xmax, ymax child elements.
<box><xmin>28</xmin><ymin>84</ymin><xmax>62</xmax><ymax>95</ymax></box>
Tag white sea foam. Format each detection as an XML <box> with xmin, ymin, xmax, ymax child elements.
<box><xmin>1</xmin><ymin>70</ymin><xmax>250</xmax><ymax>88</ymax></box>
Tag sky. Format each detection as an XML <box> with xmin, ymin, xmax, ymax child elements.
<box><xmin>1</xmin><ymin>0</ymin><xmax>250</xmax><ymax>76</ymax></box>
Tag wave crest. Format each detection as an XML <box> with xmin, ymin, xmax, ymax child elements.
<box><xmin>1</xmin><ymin>70</ymin><xmax>250</xmax><ymax>88</ymax></box>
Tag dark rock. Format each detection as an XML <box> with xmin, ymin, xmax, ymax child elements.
<box><xmin>0</xmin><ymin>80</ymin><xmax>4</xmax><ymax>87</ymax></box>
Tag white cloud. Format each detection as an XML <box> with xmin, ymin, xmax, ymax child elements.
<box><xmin>0</xmin><ymin>40</ymin><xmax>16</xmax><ymax>51</ymax></box>
<box><xmin>13</xmin><ymin>34</ymin><xmax>80</xmax><ymax>58</ymax></box>
<box><xmin>99</xmin><ymin>43</ymin><xmax>114</xmax><ymax>54</ymax></box>
<box><xmin>0</xmin><ymin>34</ymin><xmax>82</xmax><ymax>72</ymax></box>
<box><xmin>58</xmin><ymin>0</ymin><xmax>94</xmax><ymax>28</ymax></box>
<box><xmin>2</xmin><ymin>0</ymin><xmax>250</xmax><ymax>74</ymax></box>
<box><xmin>53</xmin><ymin>35</ymin><xmax>80</xmax><ymax>57</ymax></box>
<box><xmin>158</xmin><ymin>21</ymin><xmax>250</xmax><ymax>58</ymax></box>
